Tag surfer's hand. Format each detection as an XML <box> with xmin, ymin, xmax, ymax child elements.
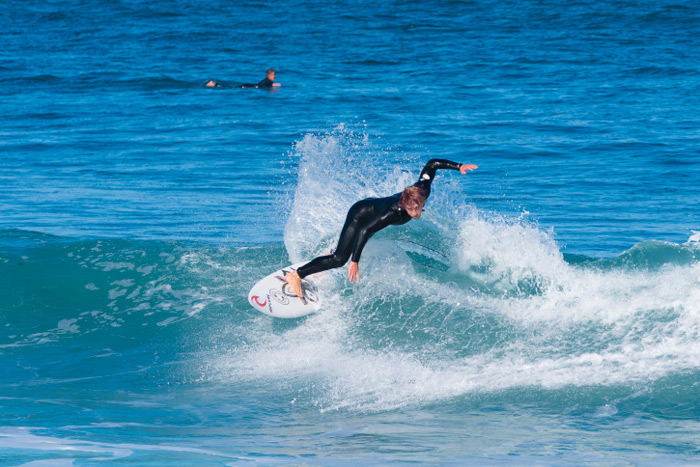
<box><xmin>348</xmin><ymin>261</ymin><xmax>360</xmax><ymax>283</ymax></box>
<box><xmin>460</xmin><ymin>164</ymin><xmax>478</xmax><ymax>174</ymax></box>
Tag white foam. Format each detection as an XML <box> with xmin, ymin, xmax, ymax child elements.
<box><xmin>239</xmin><ymin>236</ymin><xmax>697</xmax><ymax>411</ymax></box>
<box><xmin>454</xmin><ymin>210</ymin><xmax>566</xmax><ymax>293</ymax></box>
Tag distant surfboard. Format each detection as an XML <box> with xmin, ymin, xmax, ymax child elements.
<box><xmin>248</xmin><ymin>262</ymin><xmax>321</xmax><ymax>318</ymax></box>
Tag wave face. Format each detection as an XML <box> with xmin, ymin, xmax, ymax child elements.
<box><xmin>4</xmin><ymin>227</ymin><xmax>700</xmax><ymax>412</ymax></box>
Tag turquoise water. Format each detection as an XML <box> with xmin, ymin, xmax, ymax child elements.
<box><xmin>3</xmin><ymin>0</ymin><xmax>700</xmax><ymax>465</ymax></box>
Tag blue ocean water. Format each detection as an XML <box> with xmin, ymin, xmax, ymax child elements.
<box><xmin>2</xmin><ymin>0</ymin><xmax>700</xmax><ymax>464</ymax></box>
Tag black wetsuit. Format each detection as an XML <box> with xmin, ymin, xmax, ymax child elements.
<box><xmin>296</xmin><ymin>159</ymin><xmax>462</xmax><ymax>279</ymax></box>
<box><xmin>240</xmin><ymin>77</ymin><xmax>274</xmax><ymax>89</ymax></box>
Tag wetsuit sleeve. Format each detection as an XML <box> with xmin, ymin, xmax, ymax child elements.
<box><xmin>351</xmin><ymin>210</ymin><xmax>402</xmax><ymax>263</ymax></box>
<box><xmin>415</xmin><ymin>159</ymin><xmax>462</xmax><ymax>194</ymax></box>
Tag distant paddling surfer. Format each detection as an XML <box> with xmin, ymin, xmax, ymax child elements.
<box><xmin>205</xmin><ymin>68</ymin><xmax>281</xmax><ymax>89</ymax></box>
<box><xmin>284</xmin><ymin>159</ymin><xmax>478</xmax><ymax>298</ymax></box>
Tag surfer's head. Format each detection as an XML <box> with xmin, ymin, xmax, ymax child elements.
<box><xmin>400</xmin><ymin>186</ymin><xmax>427</xmax><ymax>219</ymax></box>
<box><xmin>266</xmin><ymin>68</ymin><xmax>276</xmax><ymax>81</ymax></box>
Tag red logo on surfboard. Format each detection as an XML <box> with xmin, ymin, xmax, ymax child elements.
<box><xmin>251</xmin><ymin>295</ymin><xmax>267</xmax><ymax>307</ymax></box>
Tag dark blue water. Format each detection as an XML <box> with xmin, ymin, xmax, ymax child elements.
<box><xmin>2</xmin><ymin>0</ymin><xmax>700</xmax><ymax>465</ymax></box>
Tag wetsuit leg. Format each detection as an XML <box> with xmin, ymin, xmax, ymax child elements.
<box><xmin>296</xmin><ymin>200</ymin><xmax>371</xmax><ymax>279</ymax></box>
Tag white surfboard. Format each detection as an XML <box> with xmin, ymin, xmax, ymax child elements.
<box><xmin>248</xmin><ymin>262</ymin><xmax>321</xmax><ymax>318</ymax></box>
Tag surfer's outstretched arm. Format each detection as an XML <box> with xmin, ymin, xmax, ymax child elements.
<box><xmin>415</xmin><ymin>159</ymin><xmax>478</xmax><ymax>194</ymax></box>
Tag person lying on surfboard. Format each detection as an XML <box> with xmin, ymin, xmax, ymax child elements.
<box><xmin>206</xmin><ymin>68</ymin><xmax>281</xmax><ymax>89</ymax></box>
<box><xmin>284</xmin><ymin>159</ymin><xmax>478</xmax><ymax>298</ymax></box>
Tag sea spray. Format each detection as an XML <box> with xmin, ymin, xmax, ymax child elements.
<box><xmin>284</xmin><ymin>126</ymin><xmax>434</xmax><ymax>263</ymax></box>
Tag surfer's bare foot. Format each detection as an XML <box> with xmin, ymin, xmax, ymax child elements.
<box><xmin>284</xmin><ymin>271</ymin><xmax>303</xmax><ymax>298</ymax></box>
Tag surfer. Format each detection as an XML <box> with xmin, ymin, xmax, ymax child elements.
<box><xmin>284</xmin><ymin>159</ymin><xmax>478</xmax><ymax>297</ymax></box>
<box><xmin>205</xmin><ymin>68</ymin><xmax>281</xmax><ymax>89</ymax></box>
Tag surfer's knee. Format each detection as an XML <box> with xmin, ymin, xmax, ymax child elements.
<box><xmin>329</xmin><ymin>252</ymin><xmax>350</xmax><ymax>268</ymax></box>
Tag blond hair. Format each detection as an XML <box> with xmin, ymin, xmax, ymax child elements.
<box><xmin>399</xmin><ymin>186</ymin><xmax>427</xmax><ymax>209</ymax></box>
